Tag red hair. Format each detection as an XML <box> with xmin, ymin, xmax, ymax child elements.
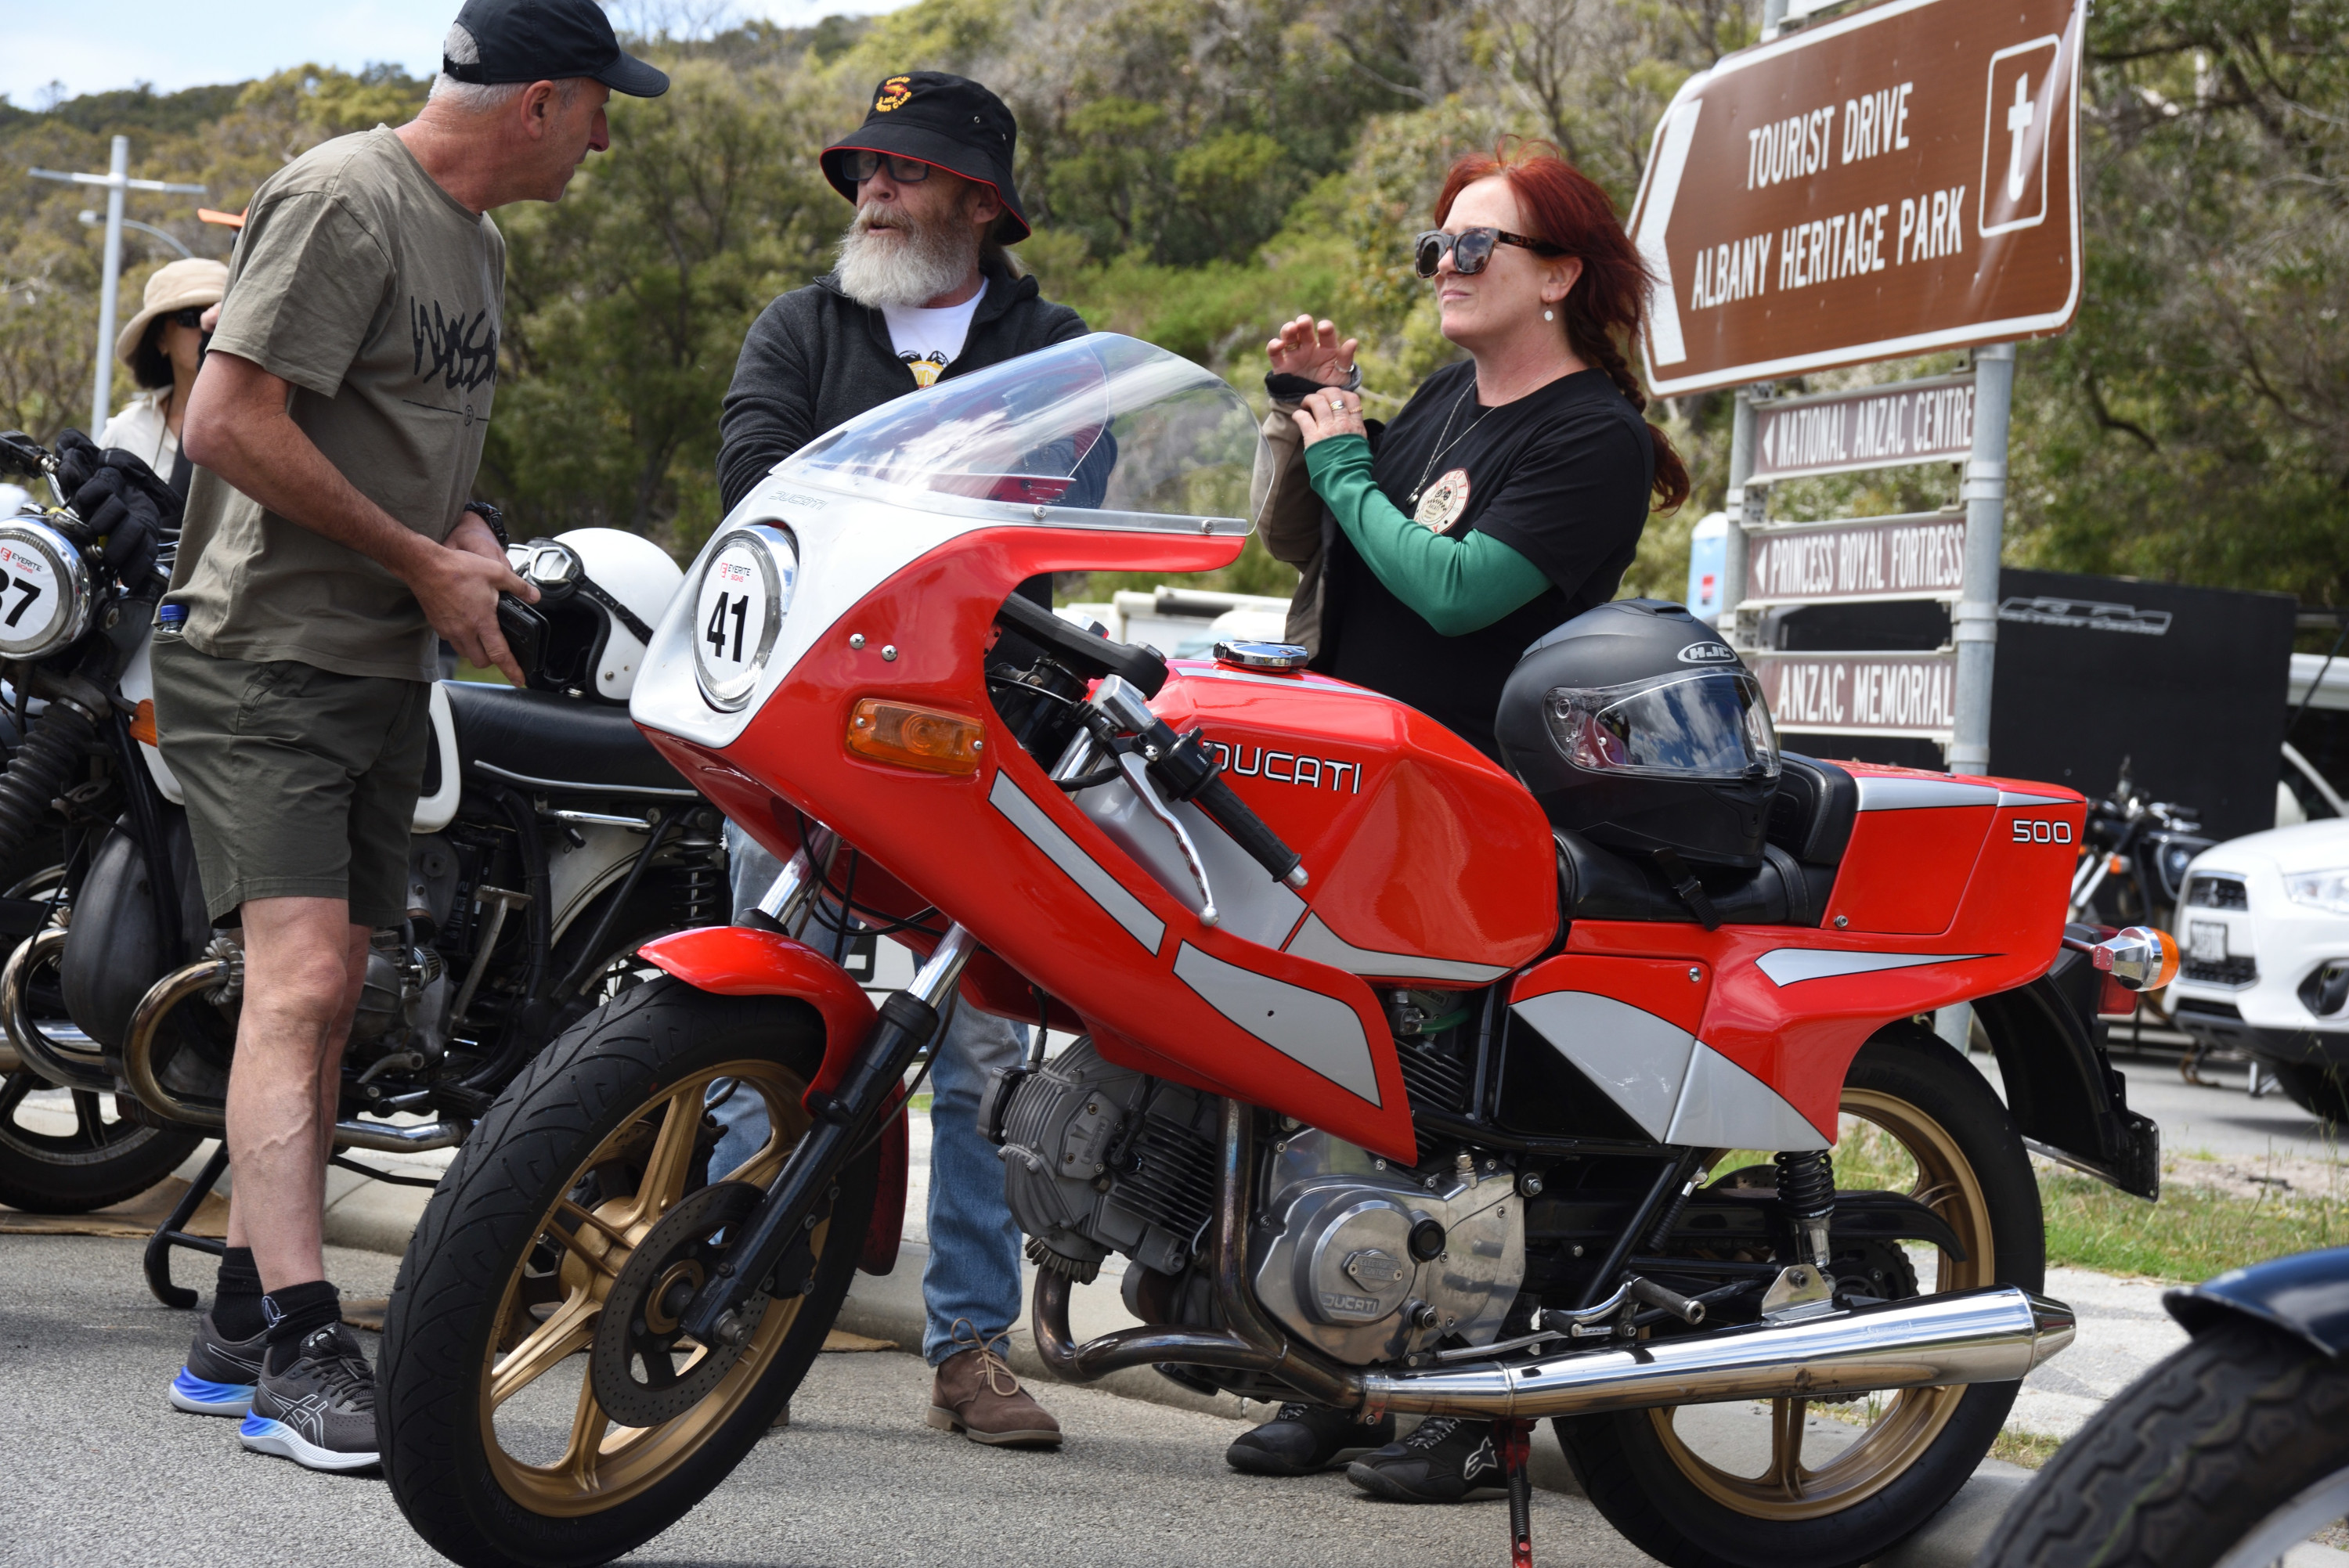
<box><xmin>1435</xmin><ymin>141</ymin><xmax>1690</xmax><ymax>513</ymax></box>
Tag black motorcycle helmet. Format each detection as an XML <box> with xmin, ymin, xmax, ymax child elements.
<box><xmin>1496</xmin><ymin>599</ymin><xmax>1781</xmax><ymax>867</ymax></box>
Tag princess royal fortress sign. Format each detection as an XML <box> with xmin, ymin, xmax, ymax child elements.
<box><xmin>1629</xmin><ymin>0</ymin><xmax>2084</xmax><ymax>396</ymax></box>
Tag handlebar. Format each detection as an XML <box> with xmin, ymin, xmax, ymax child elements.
<box><xmin>1090</xmin><ymin>675</ymin><xmax>1306</xmax><ymax>889</ymax></box>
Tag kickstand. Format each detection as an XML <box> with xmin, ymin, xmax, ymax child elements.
<box><xmin>144</xmin><ymin>1143</ymin><xmax>229</xmax><ymax>1309</ymax></box>
<box><xmin>1499</xmin><ymin>1418</ymin><xmax>1535</xmax><ymax>1568</ymax></box>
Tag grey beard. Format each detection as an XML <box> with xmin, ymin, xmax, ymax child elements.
<box><xmin>834</xmin><ymin>205</ymin><xmax>980</xmax><ymax>308</ymax></box>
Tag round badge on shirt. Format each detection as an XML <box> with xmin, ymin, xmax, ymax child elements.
<box><xmin>1415</xmin><ymin>468</ymin><xmax>1471</xmax><ymax>532</ymax></box>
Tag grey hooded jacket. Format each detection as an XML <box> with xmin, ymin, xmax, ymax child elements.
<box><xmin>717</xmin><ymin>257</ymin><xmax>1088</xmax><ymax>514</ymax></box>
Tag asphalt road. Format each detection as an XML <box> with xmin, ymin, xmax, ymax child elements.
<box><xmin>0</xmin><ymin>1235</ymin><xmax>1662</xmax><ymax>1568</ymax></box>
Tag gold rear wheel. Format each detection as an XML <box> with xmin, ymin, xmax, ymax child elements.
<box><xmin>1560</xmin><ymin>1022</ymin><xmax>2043</xmax><ymax>1568</ymax></box>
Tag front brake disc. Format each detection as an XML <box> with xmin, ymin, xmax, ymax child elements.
<box><xmin>588</xmin><ymin>1180</ymin><xmax>769</xmax><ymax>1427</ymax></box>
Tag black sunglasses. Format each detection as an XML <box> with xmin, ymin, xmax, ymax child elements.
<box><xmin>1413</xmin><ymin>227</ymin><xmax>1564</xmax><ymax>278</ymax></box>
<box><xmin>168</xmin><ymin>308</ymin><xmax>208</xmax><ymax>329</ymax></box>
<box><xmin>839</xmin><ymin>150</ymin><xmax>934</xmax><ymax>184</ymax></box>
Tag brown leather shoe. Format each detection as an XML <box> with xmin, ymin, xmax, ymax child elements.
<box><xmin>925</xmin><ymin>1320</ymin><xmax>1062</xmax><ymax>1447</ymax></box>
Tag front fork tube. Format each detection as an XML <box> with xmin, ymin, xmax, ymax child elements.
<box><xmin>680</xmin><ymin>921</ymin><xmax>978</xmax><ymax>1349</ymax></box>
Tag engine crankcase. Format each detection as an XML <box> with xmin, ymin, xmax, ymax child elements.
<box><xmin>1252</xmin><ymin>1129</ymin><xmax>1525</xmax><ymax>1365</ymax></box>
<box><xmin>997</xmin><ymin>1036</ymin><xmax>1221</xmax><ymax>1279</ymax></box>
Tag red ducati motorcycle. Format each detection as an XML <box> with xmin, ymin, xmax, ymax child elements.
<box><xmin>377</xmin><ymin>336</ymin><xmax>2172</xmax><ymax>1568</ymax></box>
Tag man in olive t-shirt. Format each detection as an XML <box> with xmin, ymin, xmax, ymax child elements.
<box><xmin>153</xmin><ymin>0</ymin><xmax>668</xmax><ymax>1474</ymax></box>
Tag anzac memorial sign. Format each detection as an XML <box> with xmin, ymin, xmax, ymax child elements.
<box><xmin>1629</xmin><ymin>0</ymin><xmax>2084</xmax><ymax>396</ymax></box>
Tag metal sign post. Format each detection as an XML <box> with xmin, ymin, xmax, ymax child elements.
<box><xmin>29</xmin><ymin>137</ymin><xmax>206</xmax><ymax>435</ymax></box>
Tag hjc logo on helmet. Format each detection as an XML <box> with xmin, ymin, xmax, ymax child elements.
<box><xmin>875</xmin><ymin>76</ymin><xmax>913</xmax><ymax>112</ymax></box>
<box><xmin>1676</xmin><ymin>641</ymin><xmax>1738</xmax><ymax>664</ymax></box>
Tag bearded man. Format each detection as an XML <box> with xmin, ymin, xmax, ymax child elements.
<box><xmin>716</xmin><ymin>72</ymin><xmax>1084</xmax><ymax>509</ymax></box>
<box><xmin>712</xmin><ymin>72</ymin><xmax>1082</xmax><ymax>1450</ymax></box>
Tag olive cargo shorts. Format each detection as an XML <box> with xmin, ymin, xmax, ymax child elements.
<box><xmin>150</xmin><ymin>634</ymin><xmax>430</xmax><ymax>928</ymax></box>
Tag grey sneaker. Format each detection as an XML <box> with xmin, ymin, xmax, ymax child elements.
<box><xmin>169</xmin><ymin>1310</ymin><xmax>266</xmax><ymax>1418</ymax></box>
<box><xmin>238</xmin><ymin>1325</ymin><xmax>380</xmax><ymax>1472</ymax></box>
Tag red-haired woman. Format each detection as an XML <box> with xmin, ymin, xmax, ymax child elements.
<box><xmin>1231</xmin><ymin>142</ymin><xmax>1687</xmax><ymax>1500</ymax></box>
<box><xmin>1255</xmin><ymin>141</ymin><xmax>1688</xmax><ymax>766</ymax></box>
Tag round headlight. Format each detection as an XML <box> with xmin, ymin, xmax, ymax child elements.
<box><xmin>0</xmin><ymin>520</ymin><xmax>92</xmax><ymax>661</ymax></box>
<box><xmin>692</xmin><ymin>524</ymin><xmax>795</xmax><ymax>712</ymax></box>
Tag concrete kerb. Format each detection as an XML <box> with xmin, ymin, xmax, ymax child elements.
<box><xmin>311</xmin><ymin>1176</ymin><xmax>2031</xmax><ymax>1563</ymax></box>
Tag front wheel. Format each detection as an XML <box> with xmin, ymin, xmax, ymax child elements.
<box><xmin>1976</xmin><ymin>1319</ymin><xmax>2349</xmax><ymax>1567</ymax></box>
<box><xmin>378</xmin><ymin>977</ymin><xmax>877</xmax><ymax>1568</ymax></box>
<box><xmin>1557</xmin><ymin>1023</ymin><xmax>2044</xmax><ymax>1568</ymax></box>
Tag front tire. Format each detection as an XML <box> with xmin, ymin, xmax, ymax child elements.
<box><xmin>378</xmin><ymin>976</ymin><xmax>877</xmax><ymax>1568</ymax></box>
<box><xmin>1977</xmin><ymin>1319</ymin><xmax>2349</xmax><ymax>1568</ymax></box>
<box><xmin>1557</xmin><ymin>1023</ymin><xmax>2044</xmax><ymax>1568</ymax></box>
<box><xmin>2271</xmin><ymin>1061</ymin><xmax>2349</xmax><ymax>1126</ymax></box>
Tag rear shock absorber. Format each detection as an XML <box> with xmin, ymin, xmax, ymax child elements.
<box><xmin>0</xmin><ymin>693</ymin><xmax>99</xmax><ymax>867</ymax></box>
<box><xmin>673</xmin><ymin>808</ymin><xmax>723</xmax><ymax>928</ymax></box>
<box><xmin>1774</xmin><ymin>1148</ymin><xmax>1836</xmax><ymax>1268</ymax></box>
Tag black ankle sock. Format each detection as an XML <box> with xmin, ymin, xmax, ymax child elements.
<box><xmin>262</xmin><ymin>1279</ymin><xmax>341</xmax><ymax>1372</ymax></box>
<box><xmin>212</xmin><ymin>1246</ymin><xmax>266</xmax><ymax>1339</ymax></box>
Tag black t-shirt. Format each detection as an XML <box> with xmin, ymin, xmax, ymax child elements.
<box><xmin>1315</xmin><ymin>362</ymin><xmax>1654</xmax><ymax>759</ymax></box>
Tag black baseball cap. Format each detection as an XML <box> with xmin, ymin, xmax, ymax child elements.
<box><xmin>821</xmin><ymin>73</ymin><xmax>1030</xmax><ymax>243</ymax></box>
<box><xmin>444</xmin><ymin>0</ymin><xmax>670</xmax><ymax>98</ymax></box>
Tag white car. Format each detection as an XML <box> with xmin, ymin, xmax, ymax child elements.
<box><xmin>2168</xmin><ymin>817</ymin><xmax>2349</xmax><ymax>1123</ymax></box>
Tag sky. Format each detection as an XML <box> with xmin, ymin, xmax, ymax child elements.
<box><xmin>2</xmin><ymin>1</ymin><xmax>911</xmax><ymax>111</ymax></box>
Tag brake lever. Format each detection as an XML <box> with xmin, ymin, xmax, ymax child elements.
<box><xmin>1112</xmin><ymin>742</ymin><xmax>1218</xmax><ymax>925</ymax></box>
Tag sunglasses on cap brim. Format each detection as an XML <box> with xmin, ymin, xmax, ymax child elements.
<box><xmin>839</xmin><ymin>150</ymin><xmax>937</xmax><ymax>184</ymax></box>
<box><xmin>1413</xmin><ymin>227</ymin><xmax>1564</xmax><ymax>278</ymax></box>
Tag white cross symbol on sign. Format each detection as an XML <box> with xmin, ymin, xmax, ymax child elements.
<box><xmin>2005</xmin><ymin>74</ymin><xmax>2036</xmax><ymax>200</ymax></box>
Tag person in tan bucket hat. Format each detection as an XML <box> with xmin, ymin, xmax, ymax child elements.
<box><xmin>99</xmin><ymin>256</ymin><xmax>229</xmax><ymax>490</ymax></box>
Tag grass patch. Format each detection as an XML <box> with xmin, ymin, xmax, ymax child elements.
<box><xmin>2039</xmin><ymin>1167</ymin><xmax>2346</xmax><ymax>1283</ymax></box>
<box><xmin>1987</xmin><ymin>1428</ymin><xmax>2064</xmax><ymax>1469</ymax></box>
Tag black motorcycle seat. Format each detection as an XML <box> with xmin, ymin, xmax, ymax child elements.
<box><xmin>1556</xmin><ymin>830</ymin><xmax>1835</xmax><ymax>928</ymax></box>
<box><xmin>440</xmin><ymin>679</ymin><xmax>695</xmax><ymax>798</ymax></box>
<box><xmin>1767</xmin><ymin>753</ymin><xmax>1858</xmax><ymax>869</ymax></box>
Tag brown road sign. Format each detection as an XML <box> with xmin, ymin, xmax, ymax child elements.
<box><xmin>1752</xmin><ymin>372</ymin><xmax>1976</xmax><ymax>480</ymax></box>
<box><xmin>1753</xmin><ymin>649</ymin><xmax>1956</xmax><ymax>737</ymax></box>
<box><xmin>1744</xmin><ymin>511</ymin><xmax>1968</xmax><ymax>605</ymax></box>
<box><xmin>1630</xmin><ymin>0</ymin><xmax>2083</xmax><ymax>397</ymax></box>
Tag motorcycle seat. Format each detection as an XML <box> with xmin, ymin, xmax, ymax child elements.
<box><xmin>1767</xmin><ymin>754</ymin><xmax>1858</xmax><ymax>869</ymax></box>
<box><xmin>1555</xmin><ymin>829</ymin><xmax>1835</xmax><ymax>927</ymax></box>
<box><xmin>439</xmin><ymin>679</ymin><xmax>696</xmax><ymax>798</ymax></box>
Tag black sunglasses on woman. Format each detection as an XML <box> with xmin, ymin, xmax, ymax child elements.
<box><xmin>1413</xmin><ymin>226</ymin><xmax>1564</xmax><ymax>278</ymax></box>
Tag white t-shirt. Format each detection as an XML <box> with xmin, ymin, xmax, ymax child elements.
<box><xmin>881</xmin><ymin>279</ymin><xmax>987</xmax><ymax>388</ymax></box>
<box><xmin>99</xmin><ymin>389</ymin><xmax>179</xmax><ymax>473</ymax></box>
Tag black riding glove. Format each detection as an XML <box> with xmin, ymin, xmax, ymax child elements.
<box><xmin>64</xmin><ymin>449</ymin><xmax>180</xmax><ymax>593</ymax></box>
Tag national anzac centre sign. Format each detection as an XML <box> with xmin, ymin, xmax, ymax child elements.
<box><xmin>1629</xmin><ymin>0</ymin><xmax>2084</xmax><ymax>397</ymax></box>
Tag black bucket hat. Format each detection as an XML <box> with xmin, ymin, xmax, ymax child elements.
<box><xmin>821</xmin><ymin>72</ymin><xmax>1030</xmax><ymax>243</ymax></box>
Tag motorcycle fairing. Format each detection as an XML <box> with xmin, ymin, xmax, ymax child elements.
<box><xmin>1552</xmin><ymin>773</ymin><xmax>2086</xmax><ymax>1140</ymax></box>
<box><xmin>644</xmin><ymin>525</ymin><xmax>1420</xmax><ymax>1162</ymax></box>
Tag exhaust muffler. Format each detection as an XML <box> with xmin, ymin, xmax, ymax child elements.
<box><xmin>1359</xmin><ymin>1285</ymin><xmax>2074</xmax><ymax>1422</ymax></box>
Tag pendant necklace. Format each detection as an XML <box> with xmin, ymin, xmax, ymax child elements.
<box><xmin>1407</xmin><ymin>380</ymin><xmax>1493</xmax><ymax>506</ymax></box>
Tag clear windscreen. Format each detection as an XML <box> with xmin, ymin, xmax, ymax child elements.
<box><xmin>1545</xmin><ymin>671</ymin><xmax>1781</xmax><ymax>781</ymax></box>
<box><xmin>778</xmin><ymin>333</ymin><xmax>1260</xmax><ymax>530</ymax></box>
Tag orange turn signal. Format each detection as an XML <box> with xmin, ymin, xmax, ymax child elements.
<box><xmin>845</xmin><ymin>698</ymin><xmax>985</xmax><ymax>775</ymax></box>
<box><xmin>128</xmin><ymin>698</ymin><xmax>157</xmax><ymax>746</ymax></box>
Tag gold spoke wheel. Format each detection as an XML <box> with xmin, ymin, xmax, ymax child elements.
<box><xmin>478</xmin><ymin>1058</ymin><xmax>819</xmax><ymax>1517</ymax></box>
<box><xmin>1647</xmin><ymin>1084</ymin><xmax>1997</xmax><ymax>1521</ymax></box>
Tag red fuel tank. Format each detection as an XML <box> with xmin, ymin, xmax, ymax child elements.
<box><xmin>1147</xmin><ymin>661</ymin><xmax>1558</xmax><ymax>984</ymax></box>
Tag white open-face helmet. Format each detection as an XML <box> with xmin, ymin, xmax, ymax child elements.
<box><xmin>504</xmin><ymin>527</ymin><xmax>684</xmax><ymax>703</ymax></box>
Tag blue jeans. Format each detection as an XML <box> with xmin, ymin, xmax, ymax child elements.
<box><xmin>712</xmin><ymin>822</ymin><xmax>1027</xmax><ymax>1366</ymax></box>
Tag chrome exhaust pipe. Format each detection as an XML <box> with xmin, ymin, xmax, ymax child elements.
<box><xmin>121</xmin><ymin>953</ymin><xmax>470</xmax><ymax>1154</ymax></box>
<box><xmin>1359</xmin><ymin>1285</ymin><xmax>2076</xmax><ymax>1422</ymax></box>
<box><xmin>2</xmin><ymin>927</ymin><xmax>111</xmax><ymax>1091</ymax></box>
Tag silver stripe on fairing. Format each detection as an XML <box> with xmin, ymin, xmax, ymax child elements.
<box><xmin>1283</xmin><ymin>913</ymin><xmax>1511</xmax><ymax>985</ymax></box>
<box><xmin>1665</xmin><ymin>1041</ymin><xmax>1830</xmax><ymax>1150</ymax></box>
<box><xmin>1509</xmin><ymin>991</ymin><xmax>1828</xmax><ymax>1148</ymax></box>
<box><xmin>1173</xmin><ymin>942</ymin><xmax>1381</xmax><ymax>1105</ymax></box>
<box><xmin>1997</xmin><ymin>789</ymin><xmax>2074</xmax><ymax>806</ymax></box>
<box><xmin>1854</xmin><ymin>775</ymin><xmax>2000</xmax><ymax>811</ymax></box>
<box><xmin>988</xmin><ymin>770</ymin><xmax>1165</xmax><ymax>955</ymax></box>
<box><xmin>1509</xmin><ymin>991</ymin><xmax>1694</xmax><ymax>1141</ymax></box>
<box><xmin>1756</xmin><ymin>948</ymin><xmax>1987</xmax><ymax>986</ymax></box>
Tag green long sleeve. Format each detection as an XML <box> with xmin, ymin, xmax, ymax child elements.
<box><xmin>1302</xmin><ymin>434</ymin><xmax>1552</xmax><ymax>636</ymax></box>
